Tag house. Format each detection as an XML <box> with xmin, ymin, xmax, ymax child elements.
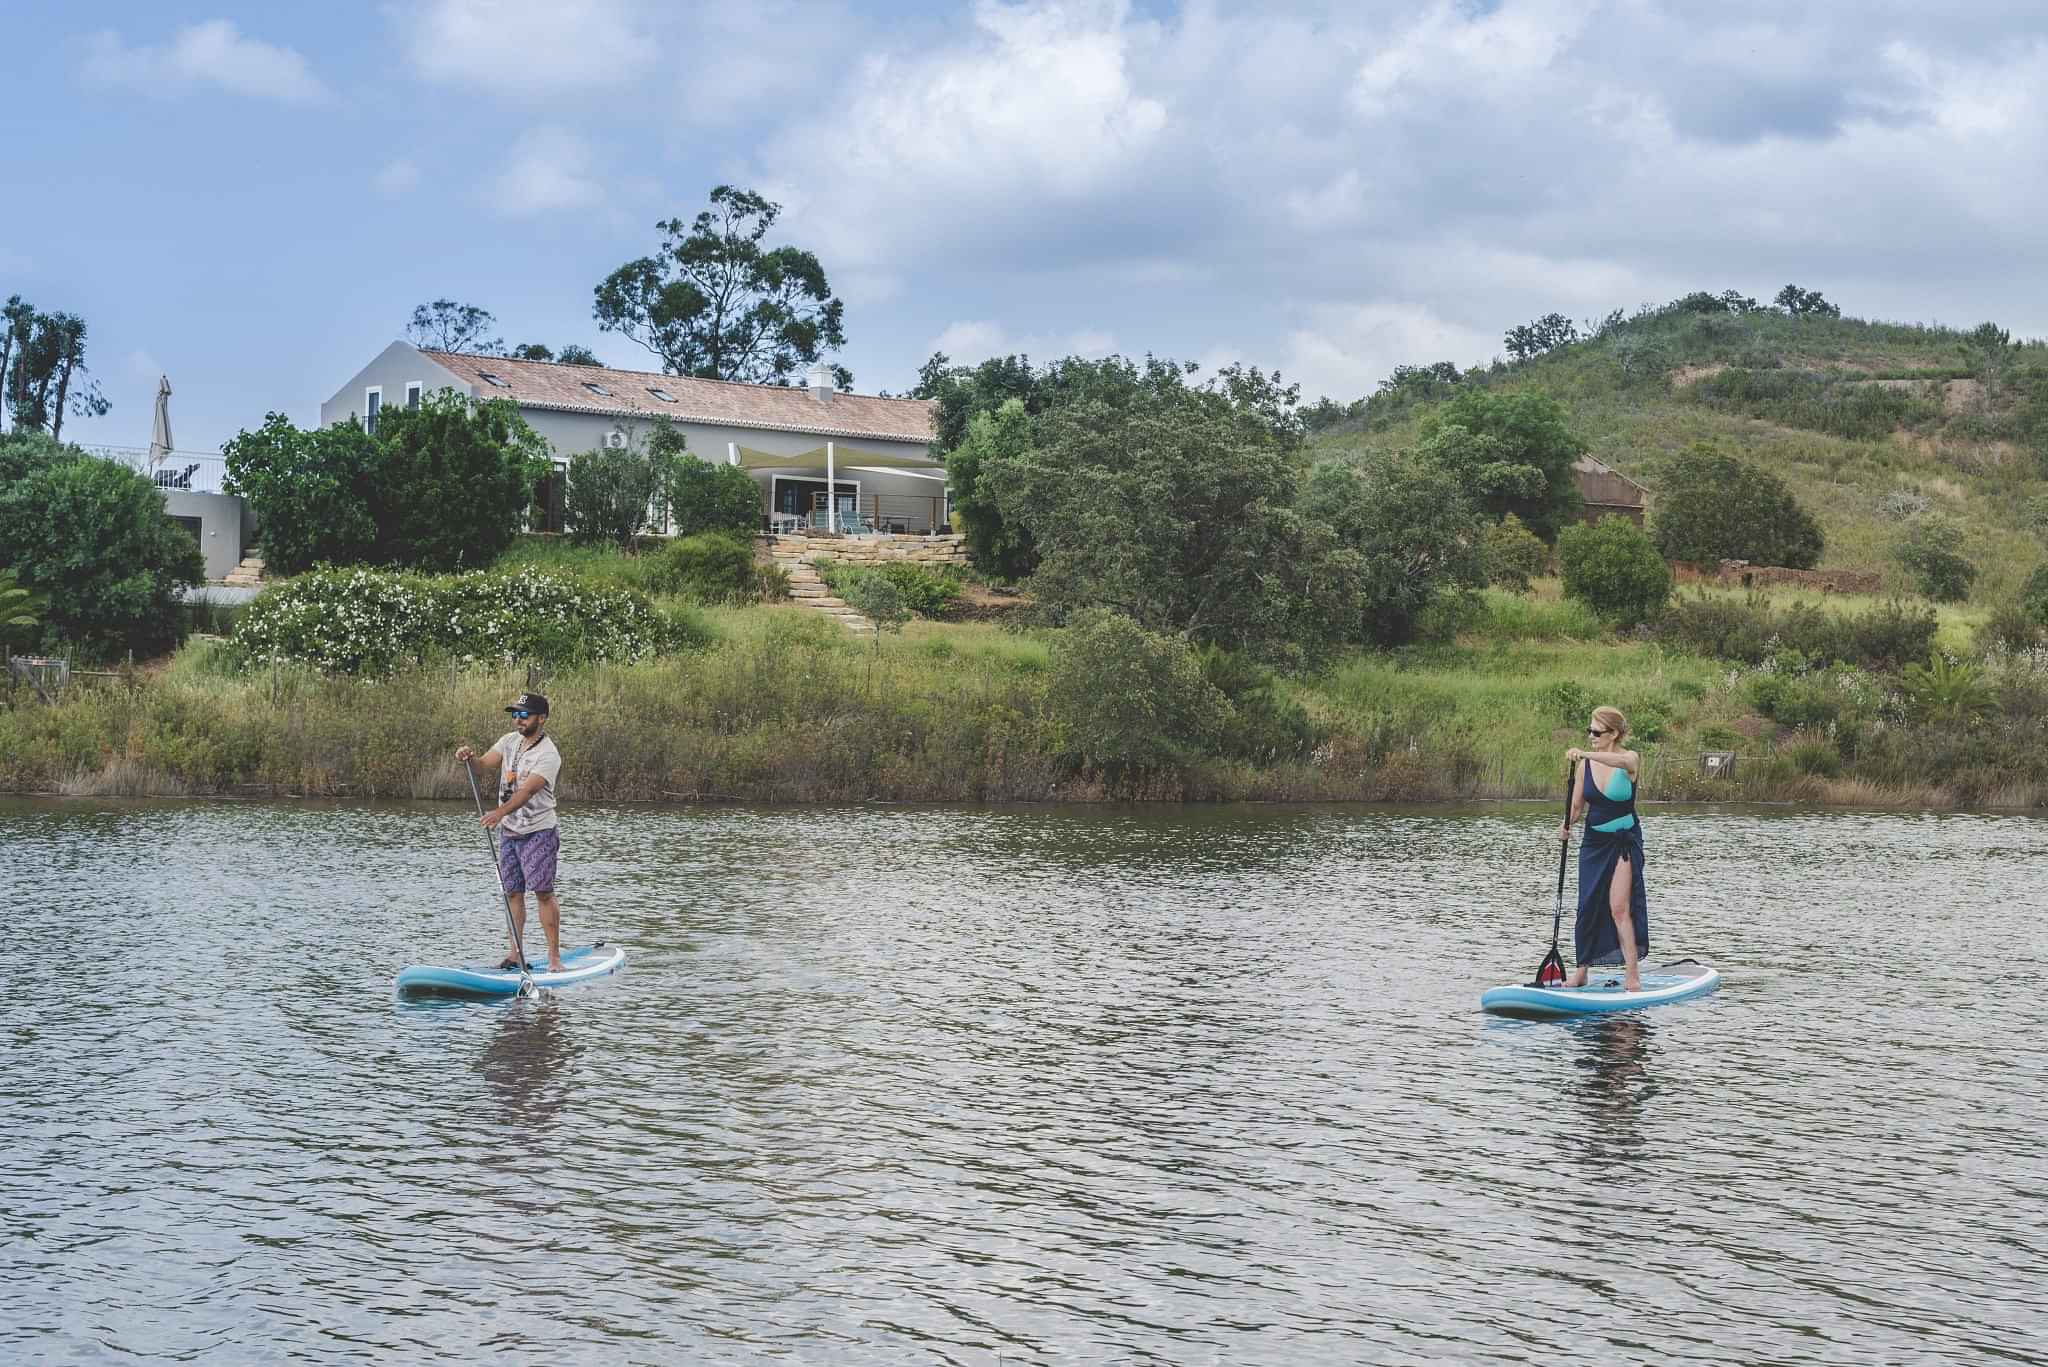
<box><xmin>1572</xmin><ymin>454</ymin><xmax>1649</xmax><ymax>526</ymax></box>
<box><xmin>320</xmin><ymin>343</ymin><xmax>947</xmax><ymax>534</ymax></box>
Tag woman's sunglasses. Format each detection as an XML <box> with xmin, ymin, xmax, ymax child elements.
<box><xmin>1586</xmin><ymin>726</ymin><xmax>1608</xmax><ymax>737</ymax></box>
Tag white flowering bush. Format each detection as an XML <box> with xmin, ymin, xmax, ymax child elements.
<box><xmin>232</xmin><ymin>566</ymin><xmax>682</xmax><ymax>674</ymax></box>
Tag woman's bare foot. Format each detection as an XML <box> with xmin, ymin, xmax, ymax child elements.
<box><xmin>1566</xmin><ymin>969</ymin><xmax>1589</xmax><ymax>988</ymax></box>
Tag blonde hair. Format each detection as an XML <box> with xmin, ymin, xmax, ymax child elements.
<box><xmin>1592</xmin><ymin>706</ymin><xmax>1629</xmax><ymax>739</ymax></box>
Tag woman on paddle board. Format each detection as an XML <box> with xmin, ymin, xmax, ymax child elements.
<box><xmin>1558</xmin><ymin>705</ymin><xmax>1648</xmax><ymax>992</ymax></box>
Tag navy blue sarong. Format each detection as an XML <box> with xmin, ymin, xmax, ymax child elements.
<box><xmin>1575</xmin><ymin>760</ymin><xmax>1650</xmax><ymax>967</ymax></box>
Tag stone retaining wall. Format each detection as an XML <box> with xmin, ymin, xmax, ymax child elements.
<box><xmin>757</xmin><ymin>532</ymin><xmax>971</xmax><ymax>567</ymax></box>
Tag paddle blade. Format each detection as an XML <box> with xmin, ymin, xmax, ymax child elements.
<box><xmin>1534</xmin><ymin>947</ymin><xmax>1566</xmax><ymax>987</ymax></box>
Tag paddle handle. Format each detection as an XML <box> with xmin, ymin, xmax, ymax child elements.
<box><xmin>464</xmin><ymin>755</ymin><xmax>533</xmax><ymax>988</ymax></box>
<box><xmin>1555</xmin><ymin>759</ymin><xmax>1574</xmax><ymax>902</ymax></box>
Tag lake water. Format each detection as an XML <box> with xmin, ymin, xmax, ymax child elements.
<box><xmin>5</xmin><ymin>798</ymin><xmax>2045</xmax><ymax>1364</ymax></box>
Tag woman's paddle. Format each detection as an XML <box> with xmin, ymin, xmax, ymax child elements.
<box><xmin>1533</xmin><ymin>761</ymin><xmax>1573</xmax><ymax>987</ymax></box>
<box><xmin>463</xmin><ymin>758</ymin><xmax>538</xmax><ymax>999</ymax></box>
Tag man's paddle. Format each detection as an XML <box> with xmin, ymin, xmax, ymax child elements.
<box><xmin>1533</xmin><ymin>761</ymin><xmax>1573</xmax><ymax>987</ymax></box>
<box><xmin>463</xmin><ymin>757</ymin><xmax>538</xmax><ymax>999</ymax></box>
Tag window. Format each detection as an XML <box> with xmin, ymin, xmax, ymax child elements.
<box><xmin>582</xmin><ymin>381</ymin><xmax>613</xmax><ymax>398</ymax></box>
<box><xmin>647</xmin><ymin>386</ymin><xmax>676</xmax><ymax>402</ymax></box>
<box><xmin>477</xmin><ymin>371</ymin><xmax>510</xmax><ymax>388</ymax></box>
<box><xmin>364</xmin><ymin>387</ymin><xmax>382</xmax><ymax>436</ymax></box>
<box><xmin>405</xmin><ymin>381</ymin><xmax>422</xmax><ymax>410</ymax></box>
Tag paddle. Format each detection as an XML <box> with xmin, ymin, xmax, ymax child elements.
<box><xmin>463</xmin><ymin>756</ymin><xmax>538</xmax><ymax>999</ymax></box>
<box><xmin>1533</xmin><ymin>761</ymin><xmax>1573</xmax><ymax>988</ymax></box>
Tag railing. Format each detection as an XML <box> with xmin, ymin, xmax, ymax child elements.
<box><xmin>79</xmin><ymin>444</ymin><xmax>232</xmax><ymax>496</ymax></box>
<box><xmin>805</xmin><ymin>491</ymin><xmax>949</xmax><ymax>535</ymax></box>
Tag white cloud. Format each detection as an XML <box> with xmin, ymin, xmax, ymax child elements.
<box><xmin>375</xmin><ymin>159</ymin><xmax>423</xmax><ymax>197</ymax></box>
<box><xmin>1282</xmin><ymin>302</ymin><xmax>1499</xmax><ymax>403</ymax></box>
<box><xmin>758</xmin><ymin>0</ymin><xmax>1169</xmax><ymax>269</ymax></box>
<box><xmin>930</xmin><ymin>320</ymin><xmax>1117</xmax><ymax>364</ymax></box>
<box><xmin>487</xmin><ymin>128</ymin><xmax>604</xmax><ymax>218</ymax></box>
<box><xmin>82</xmin><ymin>21</ymin><xmax>330</xmax><ymax>104</ymax></box>
<box><xmin>402</xmin><ymin>0</ymin><xmax>656</xmax><ymax>96</ymax></box>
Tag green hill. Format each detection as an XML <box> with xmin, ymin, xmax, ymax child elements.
<box><xmin>1305</xmin><ymin>296</ymin><xmax>2048</xmax><ymax>601</ymax></box>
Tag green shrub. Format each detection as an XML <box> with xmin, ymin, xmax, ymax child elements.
<box><xmin>1047</xmin><ymin>611</ymin><xmax>1231</xmax><ymax>773</ymax></box>
<box><xmin>1482</xmin><ymin>514</ymin><xmax>1549</xmax><ymax>591</ymax></box>
<box><xmin>655</xmin><ymin>532</ymin><xmax>758</xmax><ymax>603</ymax></box>
<box><xmin>0</xmin><ymin>440</ymin><xmax>204</xmax><ymax>660</ymax></box>
<box><xmin>1558</xmin><ymin>516</ymin><xmax>1671</xmax><ymax>626</ymax></box>
<box><xmin>231</xmin><ymin>566</ymin><xmax>678</xmax><ymax>674</ymax></box>
<box><xmin>564</xmin><ymin>446</ymin><xmax>671</xmax><ymax>548</ymax></box>
<box><xmin>2022</xmin><ymin>563</ymin><xmax>2048</xmax><ymax>627</ymax></box>
<box><xmin>220</xmin><ymin>415</ymin><xmax>379</xmax><ymax>573</ymax></box>
<box><xmin>1900</xmin><ymin>653</ymin><xmax>1996</xmax><ymax>724</ymax></box>
<box><xmin>1895</xmin><ymin>516</ymin><xmax>1978</xmax><ymax>602</ymax></box>
<box><xmin>1196</xmin><ymin>643</ymin><xmax>1320</xmax><ymax>762</ymax></box>
<box><xmin>1787</xmin><ymin>737</ymin><xmax>1842</xmax><ymax>777</ymax></box>
<box><xmin>816</xmin><ymin>559</ymin><xmax>962</xmax><ymax>619</ymax></box>
<box><xmin>1650</xmin><ymin>442</ymin><xmax>1823</xmax><ymax>569</ymax></box>
<box><xmin>1657</xmin><ymin>591</ymin><xmax>1937</xmax><ymax>669</ymax></box>
<box><xmin>1542</xmin><ymin>679</ymin><xmax>1592</xmax><ymax>725</ymax></box>
<box><xmin>659</xmin><ymin>445</ymin><xmax>761</xmax><ymax>538</ymax></box>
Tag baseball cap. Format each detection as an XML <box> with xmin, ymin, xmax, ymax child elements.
<box><xmin>505</xmin><ymin>692</ymin><xmax>550</xmax><ymax>716</ymax></box>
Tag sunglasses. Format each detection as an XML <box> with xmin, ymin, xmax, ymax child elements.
<box><xmin>510</xmin><ymin>710</ymin><xmax>533</xmax><ymax>719</ymax></box>
<box><xmin>1586</xmin><ymin>727</ymin><xmax>1608</xmax><ymax>737</ymax></box>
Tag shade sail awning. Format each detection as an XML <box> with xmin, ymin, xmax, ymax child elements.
<box><xmin>729</xmin><ymin>442</ymin><xmax>944</xmax><ymax>473</ymax></box>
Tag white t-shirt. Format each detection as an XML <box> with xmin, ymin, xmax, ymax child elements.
<box><xmin>493</xmin><ymin>731</ymin><xmax>561</xmax><ymax>837</ymax></box>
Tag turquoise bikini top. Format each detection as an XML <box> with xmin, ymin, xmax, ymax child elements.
<box><xmin>1582</xmin><ymin>759</ymin><xmax>1637</xmax><ymax>833</ymax></box>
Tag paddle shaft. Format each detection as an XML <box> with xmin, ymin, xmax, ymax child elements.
<box><xmin>1532</xmin><ymin>761</ymin><xmax>1574</xmax><ymax>986</ymax></box>
<box><xmin>464</xmin><ymin>756</ymin><xmax>535</xmax><ymax>993</ymax></box>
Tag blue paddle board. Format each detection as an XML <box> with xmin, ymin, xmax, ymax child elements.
<box><xmin>1480</xmin><ymin>961</ymin><xmax>1719</xmax><ymax>1018</ymax></box>
<box><xmin>396</xmin><ymin>942</ymin><xmax>625</xmax><ymax>999</ymax></box>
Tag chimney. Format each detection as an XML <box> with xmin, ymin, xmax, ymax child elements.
<box><xmin>808</xmin><ymin>360</ymin><xmax>832</xmax><ymax>400</ymax></box>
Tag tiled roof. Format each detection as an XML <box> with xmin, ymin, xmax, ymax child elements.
<box><xmin>422</xmin><ymin>349</ymin><xmax>936</xmax><ymax>444</ymax></box>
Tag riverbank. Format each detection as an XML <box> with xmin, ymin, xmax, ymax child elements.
<box><xmin>4</xmin><ymin>591</ymin><xmax>2042</xmax><ymax>809</ymax></box>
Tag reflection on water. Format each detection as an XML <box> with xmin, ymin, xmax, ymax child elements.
<box><xmin>3</xmin><ymin>797</ymin><xmax>2046</xmax><ymax>1363</ymax></box>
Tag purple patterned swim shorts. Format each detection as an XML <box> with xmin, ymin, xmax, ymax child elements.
<box><xmin>497</xmin><ymin>826</ymin><xmax>559</xmax><ymax>894</ymax></box>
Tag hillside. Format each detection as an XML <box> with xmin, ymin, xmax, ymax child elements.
<box><xmin>1305</xmin><ymin>298</ymin><xmax>2048</xmax><ymax>601</ymax></box>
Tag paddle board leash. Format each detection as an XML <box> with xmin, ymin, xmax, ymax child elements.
<box><xmin>1533</xmin><ymin>761</ymin><xmax>1572</xmax><ymax>988</ymax></box>
<box><xmin>464</xmin><ymin>756</ymin><xmax>539</xmax><ymax>999</ymax></box>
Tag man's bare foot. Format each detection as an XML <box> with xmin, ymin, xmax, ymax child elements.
<box><xmin>1623</xmin><ymin>975</ymin><xmax>1642</xmax><ymax>992</ymax></box>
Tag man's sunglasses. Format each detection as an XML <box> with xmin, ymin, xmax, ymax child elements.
<box><xmin>510</xmin><ymin>710</ymin><xmax>533</xmax><ymax>719</ymax></box>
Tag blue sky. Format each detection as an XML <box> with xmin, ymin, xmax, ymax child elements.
<box><xmin>8</xmin><ymin>0</ymin><xmax>2048</xmax><ymax>454</ymax></box>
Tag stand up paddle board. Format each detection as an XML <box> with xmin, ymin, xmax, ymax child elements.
<box><xmin>1480</xmin><ymin>960</ymin><xmax>1718</xmax><ymax>1019</ymax></box>
<box><xmin>396</xmin><ymin>942</ymin><xmax>625</xmax><ymax>999</ymax></box>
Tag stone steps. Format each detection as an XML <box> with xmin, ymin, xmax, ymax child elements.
<box><xmin>220</xmin><ymin>554</ymin><xmax>267</xmax><ymax>588</ymax></box>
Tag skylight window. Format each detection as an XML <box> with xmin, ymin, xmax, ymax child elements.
<box><xmin>582</xmin><ymin>381</ymin><xmax>613</xmax><ymax>398</ymax></box>
<box><xmin>477</xmin><ymin>371</ymin><xmax>510</xmax><ymax>388</ymax></box>
<box><xmin>648</xmin><ymin>387</ymin><xmax>677</xmax><ymax>402</ymax></box>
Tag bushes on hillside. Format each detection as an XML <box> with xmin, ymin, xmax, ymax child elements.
<box><xmin>651</xmin><ymin>421</ymin><xmax>761</xmax><ymax>537</ymax></box>
<box><xmin>1046</xmin><ymin>611</ymin><xmax>1231</xmax><ymax>774</ymax></box>
<box><xmin>565</xmin><ymin>445</ymin><xmax>671</xmax><ymax>548</ymax></box>
<box><xmin>1482</xmin><ymin>514</ymin><xmax>1549</xmax><ymax>591</ymax></box>
<box><xmin>653</xmin><ymin>532</ymin><xmax>767</xmax><ymax>604</ymax></box>
<box><xmin>1651</xmin><ymin>443</ymin><xmax>1823</xmax><ymax>569</ymax></box>
<box><xmin>1655</xmin><ymin>591</ymin><xmax>1938</xmax><ymax>670</ymax></box>
<box><xmin>1558</xmin><ymin>517</ymin><xmax>1670</xmax><ymax>626</ymax></box>
<box><xmin>1415</xmin><ymin>389</ymin><xmax>1585</xmax><ymax>541</ymax></box>
<box><xmin>224</xmin><ymin>393</ymin><xmax>547</xmax><ymax>574</ymax></box>
<box><xmin>815</xmin><ymin>559</ymin><xmax>961</xmax><ymax>618</ymax></box>
<box><xmin>231</xmin><ymin>566</ymin><xmax>687</xmax><ymax>674</ymax></box>
<box><xmin>1894</xmin><ymin>516</ymin><xmax>1978</xmax><ymax>602</ymax></box>
<box><xmin>0</xmin><ymin>434</ymin><xmax>203</xmax><ymax>659</ymax></box>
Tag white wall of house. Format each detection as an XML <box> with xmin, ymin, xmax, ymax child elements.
<box><xmin>318</xmin><ymin>342</ymin><xmax>465</xmax><ymax>434</ymax></box>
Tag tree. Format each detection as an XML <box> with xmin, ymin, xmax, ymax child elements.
<box><xmin>647</xmin><ymin>424</ymin><xmax>760</xmax><ymax>537</ymax></box>
<box><xmin>1558</xmin><ymin>516</ymin><xmax>1671</xmax><ymax>626</ymax></box>
<box><xmin>222</xmin><ymin>413</ymin><xmax>382</xmax><ymax>574</ymax></box>
<box><xmin>509</xmin><ymin>342</ymin><xmax>602</xmax><ymax>366</ymax></box>
<box><xmin>985</xmin><ymin>381</ymin><xmax>1314</xmax><ymax>658</ymax></box>
<box><xmin>945</xmin><ymin>399</ymin><xmax>1036</xmax><ymax>580</ymax></box>
<box><xmin>1045</xmin><ymin>610</ymin><xmax>1232</xmax><ymax>775</ymax></box>
<box><xmin>593</xmin><ymin>185</ymin><xmax>849</xmax><ymax>387</ymax></box>
<box><xmin>406</xmin><ymin>299</ymin><xmax>504</xmax><ymax>355</ymax></box>
<box><xmin>1415</xmin><ymin>388</ymin><xmax>1584</xmax><ymax>541</ymax></box>
<box><xmin>370</xmin><ymin>392</ymin><xmax>548</xmax><ymax>570</ymax></box>
<box><xmin>1297</xmin><ymin>454</ymin><xmax>1487</xmax><ymax>645</ymax></box>
<box><xmin>1</xmin><ymin>300</ymin><xmax>109</xmax><ymax>439</ymax></box>
<box><xmin>1504</xmin><ymin>312</ymin><xmax>1579</xmax><ymax>362</ymax></box>
<box><xmin>564</xmin><ymin>445</ymin><xmax>674</xmax><ymax>548</ymax></box>
<box><xmin>1651</xmin><ymin>443</ymin><xmax>1823</xmax><ymax>569</ymax></box>
<box><xmin>1895</xmin><ymin>516</ymin><xmax>1977</xmax><ymax>602</ymax></box>
<box><xmin>0</xmin><ymin>436</ymin><xmax>202</xmax><ymax>658</ymax></box>
<box><xmin>1775</xmin><ymin>285</ymin><xmax>1841</xmax><ymax>319</ymax></box>
<box><xmin>1482</xmin><ymin>513</ymin><xmax>1550</xmax><ymax>592</ymax></box>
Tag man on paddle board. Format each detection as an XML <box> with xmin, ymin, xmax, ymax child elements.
<box><xmin>455</xmin><ymin>692</ymin><xmax>566</xmax><ymax>973</ymax></box>
<box><xmin>1559</xmin><ymin>705</ymin><xmax>1649</xmax><ymax>992</ymax></box>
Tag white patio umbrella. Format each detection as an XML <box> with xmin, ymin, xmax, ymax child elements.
<box><xmin>148</xmin><ymin>375</ymin><xmax>173</xmax><ymax>470</ymax></box>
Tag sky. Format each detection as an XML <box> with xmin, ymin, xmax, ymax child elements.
<box><xmin>7</xmin><ymin>0</ymin><xmax>2048</xmax><ymax>454</ymax></box>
